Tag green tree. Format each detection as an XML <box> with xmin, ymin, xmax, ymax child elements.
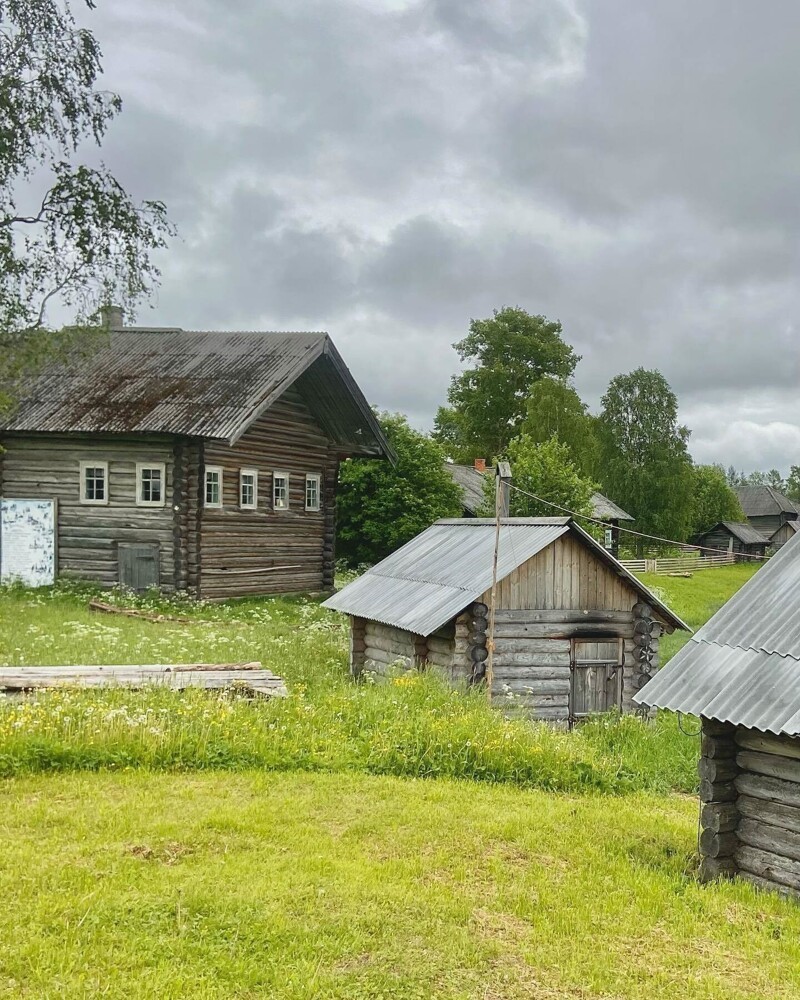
<box><xmin>1</xmin><ymin>0</ymin><xmax>173</xmax><ymax>414</ymax></box>
<box><xmin>598</xmin><ymin>368</ymin><xmax>694</xmax><ymax>550</ymax></box>
<box><xmin>689</xmin><ymin>464</ymin><xmax>746</xmax><ymax>537</ymax></box>
<box><xmin>336</xmin><ymin>413</ymin><xmax>463</xmax><ymax>567</ymax></box>
<box><xmin>480</xmin><ymin>434</ymin><xmax>595</xmax><ymax>520</ymax></box>
<box><xmin>786</xmin><ymin>465</ymin><xmax>800</xmax><ymax>502</ymax></box>
<box><xmin>520</xmin><ymin>376</ymin><xmax>598</xmax><ymax>477</ymax></box>
<box><xmin>725</xmin><ymin>465</ymin><xmax>744</xmax><ymax>487</ymax></box>
<box><xmin>433</xmin><ymin>307</ymin><xmax>580</xmax><ymax>463</ymax></box>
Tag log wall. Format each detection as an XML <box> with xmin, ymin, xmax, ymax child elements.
<box><xmin>362</xmin><ymin>621</ymin><xmax>415</xmax><ymax>673</ymax></box>
<box><xmin>0</xmin><ymin>432</ymin><xmax>176</xmax><ymax>589</ymax></box>
<box><xmin>199</xmin><ymin>390</ymin><xmax>338</xmax><ymax>599</ymax></box>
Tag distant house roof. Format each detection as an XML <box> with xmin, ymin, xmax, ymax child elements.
<box><xmin>445</xmin><ymin>465</ymin><xmax>633</xmax><ymax>523</ymax></box>
<box><xmin>635</xmin><ymin>532</ymin><xmax>800</xmax><ymax>735</ymax></box>
<box><xmin>772</xmin><ymin>520</ymin><xmax>800</xmax><ymax>540</ymax></box>
<box><xmin>2</xmin><ymin>328</ymin><xmax>394</xmax><ymax>456</ymax></box>
<box><xmin>323</xmin><ymin>517</ymin><xmax>688</xmax><ymax>637</ymax></box>
<box><xmin>590</xmin><ymin>491</ymin><xmax>633</xmax><ymax>522</ymax></box>
<box><xmin>734</xmin><ymin>485</ymin><xmax>800</xmax><ymax>517</ymax></box>
<box><xmin>696</xmin><ymin>521</ymin><xmax>770</xmax><ymax>546</ymax></box>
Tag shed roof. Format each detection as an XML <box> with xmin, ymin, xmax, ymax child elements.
<box><xmin>697</xmin><ymin>521</ymin><xmax>770</xmax><ymax>546</ymax></box>
<box><xmin>635</xmin><ymin>532</ymin><xmax>800</xmax><ymax>735</ymax></box>
<box><xmin>445</xmin><ymin>465</ymin><xmax>634</xmax><ymax>523</ymax></box>
<box><xmin>771</xmin><ymin>520</ymin><xmax>800</xmax><ymax>540</ymax></box>
<box><xmin>734</xmin><ymin>485</ymin><xmax>800</xmax><ymax>517</ymax></box>
<box><xmin>1</xmin><ymin>328</ymin><xmax>393</xmax><ymax>456</ymax></box>
<box><xmin>323</xmin><ymin>517</ymin><xmax>687</xmax><ymax>637</ymax></box>
<box><xmin>590</xmin><ymin>491</ymin><xmax>633</xmax><ymax>522</ymax></box>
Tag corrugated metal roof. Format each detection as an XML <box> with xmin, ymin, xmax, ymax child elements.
<box><xmin>734</xmin><ymin>485</ymin><xmax>800</xmax><ymax>517</ymax></box>
<box><xmin>1</xmin><ymin>329</ymin><xmax>393</xmax><ymax>456</ymax></box>
<box><xmin>590</xmin><ymin>491</ymin><xmax>633</xmax><ymax>522</ymax></box>
<box><xmin>635</xmin><ymin>531</ymin><xmax>800</xmax><ymax>734</ymax></box>
<box><xmin>324</xmin><ymin>517</ymin><xmax>688</xmax><ymax>637</ymax></box>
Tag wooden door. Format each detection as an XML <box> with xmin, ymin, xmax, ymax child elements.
<box><xmin>118</xmin><ymin>543</ymin><xmax>160</xmax><ymax>591</ymax></box>
<box><xmin>569</xmin><ymin>638</ymin><xmax>623</xmax><ymax>724</ymax></box>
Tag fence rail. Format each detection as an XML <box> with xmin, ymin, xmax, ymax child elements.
<box><xmin>620</xmin><ymin>553</ymin><xmax>737</xmax><ymax>574</ymax></box>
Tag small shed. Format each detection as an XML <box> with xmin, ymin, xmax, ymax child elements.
<box><xmin>323</xmin><ymin>517</ymin><xmax>687</xmax><ymax>723</ymax></box>
<box><xmin>590</xmin><ymin>491</ymin><xmax>634</xmax><ymax>557</ymax></box>
<box><xmin>771</xmin><ymin>519</ymin><xmax>800</xmax><ymax>550</ymax></box>
<box><xmin>635</xmin><ymin>532</ymin><xmax>800</xmax><ymax>897</ymax></box>
<box><xmin>694</xmin><ymin>521</ymin><xmax>770</xmax><ymax>561</ymax></box>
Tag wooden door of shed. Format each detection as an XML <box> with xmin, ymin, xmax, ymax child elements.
<box><xmin>569</xmin><ymin>638</ymin><xmax>623</xmax><ymax>725</ymax></box>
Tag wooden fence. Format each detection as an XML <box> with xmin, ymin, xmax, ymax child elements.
<box><xmin>620</xmin><ymin>553</ymin><xmax>737</xmax><ymax>575</ymax></box>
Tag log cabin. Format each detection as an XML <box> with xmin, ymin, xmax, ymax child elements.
<box><xmin>0</xmin><ymin>312</ymin><xmax>393</xmax><ymax>598</ymax></box>
<box><xmin>323</xmin><ymin>517</ymin><xmax>687</xmax><ymax>723</ymax></box>
<box><xmin>635</xmin><ymin>532</ymin><xmax>800</xmax><ymax>898</ymax></box>
<box><xmin>734</xmin><ymin>485</ymin><xmax>800</xmax><ymax>543</ymax></box>
<box><xmin>693</xmin><ymin>521</ymin><xmax>770</xmax><ymax>562</ymax></box>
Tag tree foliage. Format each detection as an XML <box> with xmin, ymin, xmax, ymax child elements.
<box><xmin>336</xmin><ymin>413</ymin><xmax>463</xmax><ymax>567</ymax></box>
<box><xmin>786</xmin><ymin>466</ymin><xmax>800</xmax><ymax>502</ymax></box>
<box><xmin>520</xmin><ymin>376</ymin><xmax>598</xmax><ymax>477</ymax></box>
<box><xmin>597</xmin><ymin>368</ymin><xmax>693</xmax><ymax>548</ymax></box>
<box><xmin>480</xmin><ymin>434</ymin><xmax>595</xmax><ymax>520</ymax></box>
<box><xmin>689</xmin><ymin>464</ymin><xmax>746</xmax><ymax>538</ymax></box>
<box><xmin>1</xmin><ymin>0</ymin><xmax>173</xmax><ymax>411</ymax></box>
<box><xmin>433</xmin><ymin>307</ymin><xmax>579</xmax><ymax>463</ymax></box>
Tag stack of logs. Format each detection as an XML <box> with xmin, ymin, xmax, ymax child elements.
<box><xmin>631</xmin><ymin>601</ymin><xmax>661</xmax><ymax>694</ymax></box>
<box><xmin>699</xmin><ymin>720</ymin><xmax>800</xmax><ymax>898</ymax></box>
<box><xmin>467</xmin><ymin>602</ymin><xmax>489</xmax><ymax>684</ymax></box>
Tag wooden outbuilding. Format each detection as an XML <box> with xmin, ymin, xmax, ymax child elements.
<box><xmin>0</xmin><ymin>312</ymin><xmax>393</xmax><ymax>598</ymax></box>
<box><xmin>693</xmin><ymin>521</ymin><xmax>770</xmax><ymax>561</ymax></box>
<box><xmin>770</xmin><ymin>520</ymin><xmax>800</xmax><ymax>551</ymax></box>
<box><xmin>636</xmin><ymin>533</ymin><xmax>800</xmax><ymax>898</ymax></box>
<box><xmin>735</xmin><ymin>485</ymin><xmax>800</xmax><ymax>544</ymax></box>
<box><xmin>324</xmin><ymin>517</ymin><xmax>687</xmax><ymax>723</ymax></box>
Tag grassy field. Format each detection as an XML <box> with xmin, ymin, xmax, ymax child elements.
<box><xmin>3</xmin><ymin>771</ymin><xmax>800</xmax><ymax>1000</ymax></box>
<box><xmin>0</xmin><ymin>563</ymin><xmax>774</xmax><ymax>998</ymax></box>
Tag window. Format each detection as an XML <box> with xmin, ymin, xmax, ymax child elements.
<box><xmin>205</xmin><ymin>466</ymin><xmax>223</xmax><ymax>508</ymax></box>
<box><xmin>305</xmin><ymin>473</ymin><xmax>321</xmax><ymax>511</ymax></box>
<box><xmin>273</xmin><ymin>471</ymin><xmax>289</xmax><ymax>510</ymax></box>
<box><xmin>240</xmin><ymin>468</ymin><xmax>258</xmax><ymax>509</ymax></box>
<box><xmin>136</xmin><ymin>463</ymin><xmax>166</xmax><ymax>507</ymax></box>
<box><xmin>80</xmin><ymin>461</ymin><xmax>109</xmax><ymax>505</ymax></box>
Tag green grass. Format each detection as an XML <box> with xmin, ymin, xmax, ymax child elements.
<box><xmin>0</xmin><ymin>565</ymin><xmax>778</xmax><ymax>998</ymax></box>
<box><xmin>2</xmin><ymin>770</ymin><xmax>800</xmax><ymax>1000</ymax></box>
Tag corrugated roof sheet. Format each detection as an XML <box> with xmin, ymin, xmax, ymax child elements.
<box><xmin>635</xmin><ymin>531</ymin><xmax>800</xmax><ymax>734</ymax></box>
<box><xmin>734</xmin><ymin>485</ymin><xmax>800</xmax><ymax>517</ymax></box>
<box><xmin>1</xmin><ymin>329</ymin><xmax>393</xmax><ymax>456</ymax></box>
<box><xmin>324</xmin><ymin>517</ymin><xmax>687</xmax><ymax>637</ymax></box>
<box><xmin>590</xmin><ymin>491</ymin><xmax>633</xmax><ymax>522</ymax></box>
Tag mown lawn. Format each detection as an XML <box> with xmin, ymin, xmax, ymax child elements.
<box><xmin>3</xmin><ymin>770</ymin><xmax>800</xmax><ymax>1000</ymax></box>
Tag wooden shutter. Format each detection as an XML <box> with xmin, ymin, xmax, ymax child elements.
<box><xmin>118</xmin><ymin>543</ymin><xmax>160</xmax><ymax>591</ymax></box>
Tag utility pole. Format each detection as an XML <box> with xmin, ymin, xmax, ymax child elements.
<box><xmin>486</xmin><ymin>461</ymin><xmax>512</xmax><ymax>702</ymax></box>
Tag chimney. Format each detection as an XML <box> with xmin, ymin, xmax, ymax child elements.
<box><xmin>100</xmin><ymin>304</ymin><xmax>124</xmax><ymax>329</ymax></box>
<box><xmin>474</xmin><ymin>458</ymin><xmax>486</xmax><ymax>472</ymax></box>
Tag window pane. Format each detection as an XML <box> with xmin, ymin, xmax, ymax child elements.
<box><xmin>241</xmin><ymin>474</ymin><xmax>255</xmax><ymax>506</ymax></box>
<box><xmin>85</xmin><ymin>466</ymin><xmax>105</xmax><ymax>500</ymax></box>
<box><xmin>141</xmin><ymin>468</ymin><xmax>162</xmax><ymax>503</ymax></box>
<box><xmin>273</xmin><ymin>475</ymin><xmax>288</xmax><ymax>508</ymax></box>
<box><xmin>306</xmin><ymin>476</ymin><xmax>319</xmax><ymax>509</ymax></box>
<box><xmin>206</xmin><ymin>471</ymin><xmax>220</xmax><ymax>505</ymax></box>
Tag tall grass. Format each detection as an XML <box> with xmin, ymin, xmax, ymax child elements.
<box><xmin>0</xmin><ymin>572</ymin><xmax>743</xmax><ymax>793</ymax></box>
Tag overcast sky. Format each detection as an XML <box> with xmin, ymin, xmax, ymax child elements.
<box><xmin>77</xmin><ymin>0</ymin><xmax>800</xmax><ymax>472</ymax></box>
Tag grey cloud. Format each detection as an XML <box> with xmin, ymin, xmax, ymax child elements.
<box><xmin>41</xmin><ymin>0</ymin><xmax>800</xmax><ymax>473</ymax></box>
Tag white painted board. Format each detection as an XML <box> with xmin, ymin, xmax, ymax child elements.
<box><xmin>0</xmin><ymin>499</ymin><xmax>57</xmax><ymax>587</ymax></box>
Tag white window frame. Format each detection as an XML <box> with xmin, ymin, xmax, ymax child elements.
<box><xmin>204</xmin><ymin>466</ymin><xmax>223</xmax><ymax>509</ymax></box>
<box><xmin>305</xmin><ymin>473</ymin><xmax>321</xmax><ymax>512</ymax></box>
<box><xmin>79</xmin><ymin>460</ymin><xmax>109</xmax><ymax>506</ymax></box>
<box><xmin>272</xmin><ymin>470</ymin><xmax>290</xmax><ymax>511</ymax></box>
<box><xmin>239</xmin><ymin>468</ymin><xmax>258</xmax><ymax>510</ymax></box>
<box><xmin>136</xmin><ymin>462</ymin><xmax>167</xmax><ymax>507</ymax></box>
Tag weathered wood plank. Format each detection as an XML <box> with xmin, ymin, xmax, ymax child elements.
<box><xmin>0</xmin><ymin>663</ymin><xmax>285</xmax><ymax>695</ymax></box>
<box><xmin>701</xmin><ymin>801</ymin><xmax>739</xmax><ymax>834</ymax></box>
<box><xmin>738</xmin><ymin>794</ymin><xmax>800</xmax><ymax>835</ymax></box>
<box><xmin>492</xmin><ymin>609</ymin><xmax>633</xmax><ymax>625</ymax></box>
<box><xmin>698</xmin><ymin>757</ymin><xmax>740</xmax><ymax>783</ymax></box>
<box><xmin>736</xmin><ymin>729</ymin><xmax>800</xmax><ymax>762</ymax></box>
<box><xmin>736</xmin><ymin>844</ymin><xmax>800</xmax><ymax>891</ymax></box>
<box><xmin>737</xmin><ymin>750</ymin><xmax>800</xmax><ymax>785</ymax></box>
<box><xmin>735</xmin><ymin>771</ymin><xmax>800</xmax><ymax>808</ymax></box>
<box><xmin>738</xmin><ymin>817</ymin><xmax>800</xmax><ymax>863</ymax></box>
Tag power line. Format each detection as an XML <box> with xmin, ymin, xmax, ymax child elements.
<box><xmin>497</xmin><ymin>478</ymin><xmax>771</xmax><ymax>561</ymax></box>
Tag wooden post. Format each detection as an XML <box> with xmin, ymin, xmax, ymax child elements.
<box><xmin>350</xmin><ymin>616</ymin><xmax>367</xmax><ymax>678</ymax></box>
<box><xmin>486</xmin><ymin>462</ymin><xmax>512</xmax><ymax>703</ymax></box>
<box><xmin>698</xmin><ymin>718</ymin><xmax>740</xmax><ymax>881</ymax></box>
